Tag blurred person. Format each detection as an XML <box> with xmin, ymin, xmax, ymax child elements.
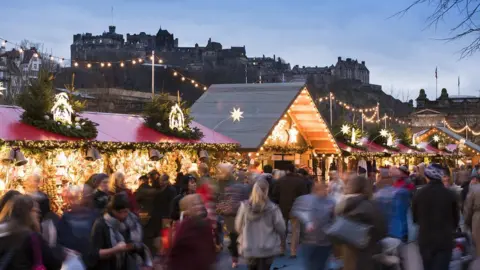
<box><xmin>291</xmin><ymin>181</ymin><xmax>335</xmax><ymax>270</ymax></box>
<box><xmin>327</xmin><ymin>170</ymin><xmax>344</xmax><ymax>204</ymax></box>
<box><xmin>335</xmin><ymin>175</ymin><xmax>387</xmax><ymax>270</ymax></box>
<box><xmin>148</xmin><ymin>172</ymin><xmax>176</xmax><ymax>255</ymax></box>
<box><xmin>411</xmin><ymin>164</ymin><xmax>427</xmax><ymax>187</ymax></box>
<box><xmin>461</xmin><ymin>174</ymin><xmax>479</xmax><ymax>209</ymax></box>
<box><xmin>412</xmin><ymin>163</ymin><xmax>459</xmax><ymax>270</ymax></box>
<box><xmin>236</xmin><ymin>179</ymin><xmax>286</xmax><ymax>270</ymax></box>
<box><xmin>90</xmin><ymin>193</ymin><xmax>151</xmax><ymax>270</ymax></box>
<box><xmin>135</xmin><ymin>175</ymin><xmax>156</xmax><ymax>225</ymax></box>
<box><xmin>392</xmin><ymin>165</ymin><xmax>415</xmax><ymax>192</ymax></box>
<box><xmin>196</xmin><ymin>164</ymin><xmax>217</xmax><ymax>227</ymax></box>
<box><xmin>272</xmin><ymin>169</ymin><xmax>286</xmax><ymax>181</ymax></box>
<box><xmin>170</xmin><ymin>175</ymin><xmax>197</xmax><ymax>221</ymax></box>
<box><xmin>262</xmin><ymin>165</ymin><xmax>275</xmax><ymax>200</ymax></box>
<box><xmin>374</xmin><ymin>168</ymin><xmax>410</xmax><ymax>243</ymax></box>
<box><xmin>0</xmin><ymin>190</ymin><xmax>21</xmax><ymax>212</ymax></box>
<box><xmin>167</xmin><ymin>194</ymin><xmax>216</xmax><ymax>270</ymax></box>
<box><xmin>272</xmin><ymin>163</ymin><xmax>308</xmax><ymax>257</ymax></box>
<box><xmin>109</xmin><ymin>172</ymin><xmax>139</xmax><ymax>215</ymax></box>
<box><xmin>173</xmin><ymin>172</ymin><xmax>184</xmax><ymax>194</ymax></box>
<box><xmin>92</xmin><ymin>173</ymin><xmax>110</xmax><ymax>212</ymax></box>
<box><xmin>463</xmin><ymin>175</ymin><xmax>480</xmax><ymax>256</ymax></box>
<box><xmin>56</xmin><ymin>185</ymin><xmax>100</xmax><ymax>268</ymax></box>
<box><xmin>0</xmin><ymin>195</ymin><xmax>64</xmax><ymax>269</ymax></box>
<box><xmin>298</xmin><ymin>168</ymin><xmax>313</xmax><ymax>194</ymax></box>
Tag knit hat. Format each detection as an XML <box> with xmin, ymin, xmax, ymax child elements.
<box><xmin>424</xmin><ymin>163</ymin><xmax>444</xmax><ymax>181</ymax></box>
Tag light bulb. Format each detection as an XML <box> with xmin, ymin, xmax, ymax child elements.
<box><xmin>138</xmin><ymin>58</ymin><xmax>143</xmax><ymax>63</ymax></box>
<box><xmin>120</xmin><ymin>62</ymin><xmax>124</xmax><ymax>67</ymax></box>
<box><xmin>18</xmin><ymin>48</ymin><xmax>23</xmax><ymax>53</ymax></box>
<box><xmin>74</xmin><ymin>62</ymin><xmax>78</xmax><ymax>67</ymax></box>
<box><xmin>107</xmin><ymin>62</ymin><xmax>111</xmax><ymax>67</ymax></box>
<box><xmin>132</xmin><ymin>60</ymin><xmax>136</xmax><ymax>65</ymax></box>
<box><xmin>158</xmin><ymin>59</ymin><xmax>163</xmax><ymax>64</ymax></box>
<box><xmin>203</xmin><ymin>86</ymin><xmax>207</xmax><ymax>90</ymax></box>
<box><xmin>87</xmin><ymin>63</ymin><xmax>91</xmax><ymax>68</ymax></box>
<box><xmin>33</xmin><ymin>53</ymin><xmax>39</xmax><ymax>58</ymax></box>
<box><xmin>191</xmin><ymin>80</ymin><xmax>195</xmax><ymax>84</ymax></box>
<box><xmin>194</xmin><ymin>83</ymin><xmax>198</xmax><ymax>87</ymax></box>
<box><xmin>100</xmin><ymin>63</ymin><xmax>105</xmax><ymax>67</ymax></box>
<box><xmin>173</xmin><ymin>72</ymin><xmax>177</xmax><ymax>76</ymax></box>
<box><xmin>181</xmin><ymin>77</ymin><xmax>185</xmax><ymax>81</ymax></box>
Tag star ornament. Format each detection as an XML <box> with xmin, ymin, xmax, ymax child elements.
<box><xmin>433</xmin><ymin>135</ymin><xmax>440</xmax><ymax>142</ymax></box>
<box><xmin>380</xmin><ymin>129</ymin><xmax>389</xmax><ymax>138</ymax></box>
<box><xmin>341</xmin><ymin>124</ymin><xmax>350</xmax><ymax>135</ymax></box>
<box><xmin>231</xmin><ymin>107</ymin><xmax>244</xmax><ymax>122</ymax></box>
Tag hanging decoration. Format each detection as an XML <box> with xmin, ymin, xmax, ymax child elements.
<box><xmin>230</xmin><ymin>108</ymin><xmax>244</xmax><ymax>122</ymax></box>
<box><xmin>334</xmin><ymin>122</ymin><xmax>367</xmax><ymax>150</ymax></box>
<box><xmin>369</xmin><ymin>128</ymin><xmax>399</xmax><ymax>151</ymax></box>
<box><xmin>269</xmin><ymin>119</ymin><xmax>289</xmax><ymax>144</ymax></box>
<box><xmin>288</xmin><ymin>124</ymin><xmax>299</xmax><ymax>144</ymax></box>
<box><xmin>143</xmin><ymin>93</ymin><xmax>203</xmax><ymax>140</ymax></box>
<box><xmin>17</xmin><ymin>70</ymin><xmax>98</xmax><ymax>139</ymax></box>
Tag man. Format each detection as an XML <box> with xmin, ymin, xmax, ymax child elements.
<box><xmin>135</xmin><ymin>175</ymin><xmax>156</xmax><ymax>226</ymax></box>
<box><xmin>298</xmin><ymin>168</ymin><xmax>313</xmax><ymax>194</ymax></box>
<box><xmin>272</xmin><ymin>163</ymin><xmax>308</xmax><ymax>257</ymax></box>
<box><xmin>374</xmin><ymin>168</ymin><xmax>410</xmax><ymax>242</ymax></box>
<box><xmin>291</xmin><ymin>181</ymin><xmax>335</xmax><ymax>270</ymax></box>
<box><xmin>412</xmin><ymin>163</ymin><xmax>459</xmax><ymax>270</ymax></box>
<box><xmin>327</xmin><ymin>171</ymin><xmax>344</xmax><ymax>204</ymax></box>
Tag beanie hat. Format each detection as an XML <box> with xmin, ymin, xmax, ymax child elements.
<box><xmin>424</xmin><ymin>163</ymin><xmax>444</xmax><ymax>181</ymax></box>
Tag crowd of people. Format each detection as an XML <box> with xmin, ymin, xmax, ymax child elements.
<box><xmin>0</xmin><ymin>161</ymin><xmax>479</xmax><ymax>270</ymax></box>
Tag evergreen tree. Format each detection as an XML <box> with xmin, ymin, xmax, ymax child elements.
<box><xmin>17</xmin><ymin>69</ymin><xmax>54</xmax><ymax>120</ymax></box>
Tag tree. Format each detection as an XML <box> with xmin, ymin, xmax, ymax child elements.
<box><xmin>398</xmin><ymin>0</ymin><xmax>480</xmax><ymax>57</ymax></box>
<box><xmin>17</xmin><ymin>69</ymin><xmax>54</xmax><ymax>120</ymax></box>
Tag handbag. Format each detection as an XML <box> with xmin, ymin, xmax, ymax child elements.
<box><xmin>324</xmin><ymin>216</ymin><xmax>372</xmax><ymax>249</ymax></box>
<box><xmin>30</xmin><ymin>233</ymin><xmax>46</xmax><ymax>270</ymax></box>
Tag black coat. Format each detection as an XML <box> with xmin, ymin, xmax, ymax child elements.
<box><xmin>412</xmin><ymin>179</ymin><xmax>459</xmax><ymax>250</ymax></box>
<box><xmin>272</xmin><ymin>173</ymin><xmax>308</xmax><ymax>220</ymax></box>
<box><xmin>135</xmin><ymin>183</ymin><xmax>155</xmax><ymax>215</ymax></box>
<box><xmin>93</xmin><ymin>190</ymin><xmax>110</xmax><ymax>212</ymax></box>
<box><xmin>0</xmin><ymin>230</ymin><xmax>63</xmax><ymax>270</ymax></box>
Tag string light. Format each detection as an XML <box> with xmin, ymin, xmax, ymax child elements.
<box><xmin>120</xmin><ymin>62</ymin><xmax>124</xmax><ymax>67</ymax></box>
<box><xmin>132</xmin><ymin>60</ymin><xmax>136</xmax><ymax>65</ymax></box>
<box><xmin>87</xmin><ymin>63</ymin><xmax>91</xmax><ymax>68</ymax></box>
<box><xmin>158</xmin><ymin>59</ymin><xmax>163</xmax><ymax>64</ymax></box>
<box><xmin>173</xmin><ymin>72</ymin><xmax>177</xmax><ymax>76</ymax></box>
<box><xmin>444</xmin><ymin>119</ymin><xmax>480</xmax><ymax>136</ymax></box>
<box><xmin>171</xmin><ymin>69</ymin><xmax>209</xmax><ymax>91</ymax></box>
<box><xmin>74</xmin><ymin>62</ymin><xmax>79</xmax><ymax>67</ymax></box>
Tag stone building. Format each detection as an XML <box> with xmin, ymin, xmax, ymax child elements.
<box><xmin>410</xmin><ymin>88</ymin><xmax>480</xmax><ymax>129</ymax></box>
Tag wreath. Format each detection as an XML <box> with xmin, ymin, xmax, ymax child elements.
<box><xmin>143</xmin><ymin>94</ymin><xmax>204</xmax><ymax>140</ymax></box>
<box><xmin>17</xmin><ymin>70</ymin><xmax>98</xmax><ymax>139</ymax></box>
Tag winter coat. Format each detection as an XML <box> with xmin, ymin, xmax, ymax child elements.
<box><xmin>271</xmin><ymin>173</ymin><xmax>308</xmax><ymax>220</ymax></box>
<box><xmin>145</xmin><ymin>186</ymin><xmax>177</xmax><ymax>238</ymax></box>
<box><xmin>291</xmin><ymin>194</ymin><xmax>335</xmax><ymax>246</ymax></box>
<box><xmin>217</xmin><ymin>182</ymin><xmax>250</xmax><ymax>217</ymax></box>
<box><xmin>56</xmin><ymin>207</ymin><xmax>100</xmax><ymax>268</ymax></box>
<box><xmin>463</xmin><ymin>184</ymin><xmax>480</xmax><ymax>256</ymax></box>
<box><xmin>374</xmin><ymin>185</ymin><xmax>410</xmax><ymax>240</ymax></box>
<box><xmin>235</xmin><ymin>200</ymin><xmax>286</xmax><ymax>258</ymax></box>
<box><xmin>335</xmin><ymin>194</ymin><xmax>388</xmax><ymax>270</ymax></box>
<box><xmin>167</xmin><ymin>217</ymin><xmax>216</xmax><ymax>270</ymax></box>
<box><xmin>0</xmin><ymin>224</ymin><xmax>64</xmax><ymax>270</ymax></box>
<box><xmin>412</xmin><ymin>179</ymin><xmax>459</xmax><ymax>251</ymax></box>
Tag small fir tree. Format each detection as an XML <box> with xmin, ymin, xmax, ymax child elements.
<box><xmin>17</xmin><ymin>69</ymin><xmax>54</xmax><ymax>120</ymax></box>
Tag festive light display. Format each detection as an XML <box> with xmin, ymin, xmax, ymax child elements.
<box><xmin>288</xmin><ymin>125</ymin><xmax>299</xmax><ymax>144</ymax></box>
<box><xmin>230</xmin><ymin>108</ymin><xmax>244</xmax><ymax>122</ymax></box>
<box><xmin>444</xmin><ymin>120</ymin><xmax>480</xmax><ymax>136</ymax></box>
<box><xmin>270</xmin><ymin>119</ymin><xmax>289</xmax><ymax>143</ymax></box>
<box><xmin>169</xmin><ymin>103</ymin><xmax>185</xmax><ymax>131</ymax></box>
<box><xmin>51</xmin><ymin>93</ymin><xmax>74</xmax><ymax>125</ymax></box>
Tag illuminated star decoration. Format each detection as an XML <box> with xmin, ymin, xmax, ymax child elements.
<box><xmin>380</xmin><ymin>129</ymin><xmax>389</xmax><ymax>138</ymax></box>
<box><xmin>341</xmin><ymin>124</ymin><xmax>350</xmax><ymax>135</ymax></box>
<box><xmin>231</xmin><ymin>107</ymin><xmax>244</xmax><ymax>122</ymax></box>
<box><xmin>433</xmin><ymin>135</ymin><xmax>440</xmax><ymax>142</ymax></box>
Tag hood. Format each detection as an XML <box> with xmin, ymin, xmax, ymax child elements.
<box><xmin>244</xmin><ymin>200</ymin><xmax>277</xmax><ymax>221</ymax></box>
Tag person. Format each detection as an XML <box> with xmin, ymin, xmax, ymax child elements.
<box><xmin>298</xmin><ymin>168</ymin><xmax>313</xmax><ymax>194</ymax></box>
<box><xmin>236</xmin><ymin>179</ymin><xmax>286</xmax><ymax>270</ymax></box>
<box><xmin>0</xmin><ymin>190</ymin><xmax>21</xmax><ymax>212</ymax></box>
<box><xmin>412</xmin><ymin>163</ymin><xmax>459</xmax><ymax>270</ymax></box>
<box><xmin>109</xmin><ymin>172</ymin><xmax>139</xmax><ymax>215</ymax></box>
<box><xmin>393</xmin><ymin>165</ymin><xmax>415</xmax><ymax>192</ymax></box>
<box><xmin>327</xmin><ymin>171</ymin><xmax>344</xmax><ymax>204</ymax></box>
<box><xmin>272</xmin><ymin>163</ymin><xmax>308</xmax><ymax>257</ymax></box>
<box><xmin>171</xmin><ymin>174</ymin><xmax>197</xmax><ymax>222</ymax></box>
<box><xmin>135</xmin><ymin>175</ymin><xmax>155</xmax><ymax>223</ymax></box>
<box><xmin>92</xmin><ymin>173</ymin><xmax>110</xmax><ymax>212</ymax></box>
<box><xmin>148</xmin><ymin>172</ymin><xmax>176</xmax><ymax>255</ymax></box>
<box><xmin>335</xmin><ymin>175</ymin><xmax>387</xmax><ymax>270</ymax></box>
<box><xmin>374</xmin><ymin>168</ymin><xmax>410</xmax><ymax>243</ymax></box>
<box><xmin>56</xmin><ymin>185</ymin><xmax>100</xmax><ymax>268</ymax></box>
<box><xmin>262</xmin><ymin>165</ymin><xmax>275</xmax><ymax>199</ymax></box>
<box><xmin>411</xmin><ymin>164</ymin><xmax>427</xmax><ymax>187</ymax></box>
<box><xmin>173</xmin><ymin>172</ymin><xmax>185</xmax><ymax>194</ymax></box>
<box><xmin>0</xmin><ymin>195</ymin><xmax>64</xmax><ymax>269</ymax></box>
<box><xmin>463</xmin><ymin>175</ymin><xmax>480</xmax><ymax>256</ymax></box>
<box><xmin>90</xmin><ymin>193</ymin><xmax>150</xmax><ymax>270</ymax></box>
<box><xmin>291</xmin><ymin>181</ymin><xmax>335</xmax><ymax>270</ymax></box>
<box><xmin>167</xmin><ymin>194</ymin><xmax>216</xmax><ymax>270</ymax></box>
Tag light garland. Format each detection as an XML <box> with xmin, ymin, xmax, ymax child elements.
<box><xmin>170</xmin><ymin>68</ymin><xmax>209</xmax><ymax>91</ymax></box>
<box><xmin>444</xmin><ymin>120</ymin><xmax>480</xmax><ymax>136</ymax></box>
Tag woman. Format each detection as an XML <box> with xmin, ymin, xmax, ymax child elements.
<box><xmin>110</xmin><ymin>172</ymin><xmax>139</xmax><ymax>215</ymax></box>
<box><xmin>90</xmin><ymin>193</ymin><xmax>150</xmax><ymax>270</ymax></box>
<box><xmin>0</xmin><ymin>195</ymin><xmax>64</xmax><ymax>269</ymax></box>
<box><xmin>0</xmin><ymin>190</ymin><xmax>21</xmax><ymax>212</ymax></box>
<box><xmin>236</xmin><ymin>179</ymin><xmax>286</xmax><ymax>270</ymax></box>
<box><xmin>92</xmin><ymin>173</ymin><xmax>110</xmax><ymax>212</ymax></box>
<box><xmin>168</xmin><ymin>194</ymin><xmax>216</xmax><ymax>270</ymax></box>
<box><xmin>335</xmin><ymin>175</ymin><xmax>387</xmax><ymax>270</ymax></box>
<box><xmin>171</xmin><ymin>175</ymin><xmax>197</xmax><ymax>222</ymax></box>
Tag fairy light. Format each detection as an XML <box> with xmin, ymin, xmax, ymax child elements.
<box><xmin>107</xmin><ymin>62</ymin><xmax>111</xmax><ymax>67</ymax></box>
<box><xmin>138</xmin><ymin>58</ymin><xmax>143</xmax><ymax>63</ymax></box>
<box><xmin>120</xmin><ymin>62</ymin><xmax>124</xmax><ymax>67</ymax></box>
<box><xmin>74</xmin><ymin>62</ymin><xmax>79</xmax><ymax>67</ymax></box>
<box><xmin>173</xmin><ymin>72</ymin><xmax>178</xmax><ymax>76</ymax></box>
<box><xmin>100</xmin><ymin>63</ymin><xmax>105</xmax><ymax>67</ymax></box>
<box><xmin>181</xmin><ymin>77</ymin><xmax>185</xmax><ymax>81</ymax></box>
<box><xmin>132</xmin><ymin>60</ymin><xmax>136</xmax><ymax>65</ymax></box>
<box><xmin>87</xmin><ymin>63</ymin><xmax>91</xmax><ymax>68</ymax></box>
<box><xmin>158</xmin><ymin>59</ymin><xmax>163</xmax><ymax>64</ymax></box>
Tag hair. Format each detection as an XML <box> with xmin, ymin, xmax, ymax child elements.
<box><xmin>263</xmin><ymin>165</ymin><xmax>273</xmax><ymax>174</ymax></box>
<box><xmin>0</xmin><ymin>195</ymin><xmax>38</xmax><ymax>232</ymax></box>
<box><xmin>108</xmin><ymin>192</ymin><xmax>130</xmax><ymax>211</ymax></box>
<box><xmin>148</xmin><ymin>170</ymin><xmax>159</xmax><ymax>179</ymax></box>
<box><xmin>346</xmin><ymin>175</ymin><xmax>371</xmax><ymax>197</ymax></box>
<box><xmin>139</xmin><ymin>175</ymin><xmax>149</xmax><ymax>183</ymax></box>
<box><xmin>110</xmin><ymin>172</ymin><xmax>125</xmax><ymax>193</ymax></box>
<box><xmin>179</xmin><ymin>175</ymin><xmax>196</xmax><ymax>193</ymax></box>
<box><xmin>179</xmin><ymin>194</ymin><xmax>203</xmax><ymax>217</ymax></box>
<box><xmin>0</xmin><ymin>190</ymin><xmax>21</xmax><ymax>213</ymax></box>
<box><xmin>249</xmin><ymin>179</ymin><xmax>269</xmax><ymax>208</ymax></box>
<box><xmin>286</xmin><ymin>163</ymin><xmax>296</xmax><ymax>174</ymax></box>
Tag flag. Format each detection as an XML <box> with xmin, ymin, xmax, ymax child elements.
<box><xmin>435</xmin><ymin>67</ymin><xmax>438</xmax><ymax>79</ymax></box>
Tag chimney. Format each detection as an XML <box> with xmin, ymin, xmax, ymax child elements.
<box><xmin>338</xmin><ymin>56</ymin><xmax>341</xmax><ymax>61</ymax></box>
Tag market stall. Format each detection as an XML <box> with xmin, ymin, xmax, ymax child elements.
<box><xmin>190</xmin><ymin>82</ymin><xmax>340</xmax><ymax>176</ymax></box>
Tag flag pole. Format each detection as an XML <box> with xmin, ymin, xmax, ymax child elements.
<box><xmin>151</xmin><ymin>50</ymin><xmax>155</xmax><ymax>100</ymax></box>
<box><xmin>435</xmin><ymin>67</ymin><xmax>438</xmax><ymax>99</ymax></box>
<box><xmin>458</xmin><ymin>76</ymin><xmax>460</xmax><ymax>95</ymax></box>
<box><xmin>329</xmin><ymin>92</ymin><xmax>333</xmax><ymax>126</ymax></box>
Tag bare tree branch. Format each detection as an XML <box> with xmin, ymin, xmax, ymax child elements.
<box><xmin>395</xmin><ymin>0</ymin><xmax>480</xmax><ymax>57</ymax></box>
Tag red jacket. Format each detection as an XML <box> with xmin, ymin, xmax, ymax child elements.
<box><xmin>393</xmin><ymin>177</ymin><xmax>415</xmax><ymax>191</ymax></box>
<box><xmin>167</xmin><ymin>217</ymin><xmax>216</xmax><ymax>270</ymax></box>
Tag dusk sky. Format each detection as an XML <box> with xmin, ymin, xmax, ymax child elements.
<box><xmin>2</xmin><ymin>0</ymin><xmax>479</xmax><ymax>99</ymax></box>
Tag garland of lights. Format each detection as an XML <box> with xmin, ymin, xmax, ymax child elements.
<box><xmin>0</xmin><ymin>139</ymin><xmax>237</xmax><ymax>154</ymax></box>
<box><xmin>262</xmin><ymin>145</ymin><xmax>312</xmax><ymax>154</ymax></box>
<box><xmin>143</xmin><ymin>94</ymin><xmax>204</xmax><ymax>140</ymax></box>
<box><xmin>444</xmin><ymin>120</ymin><xmax>480</xmax><ymax>136</ymax></box>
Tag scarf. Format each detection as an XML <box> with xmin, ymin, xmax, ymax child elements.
<box><xmin>104</xmin><ymin>212</ymin><xmax>143</xmax><ymax>270</ymax></box>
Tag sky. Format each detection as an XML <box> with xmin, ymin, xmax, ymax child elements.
<box><xmin>1</xmin><ymin>0</ymin><xmax>479</xmax><ymax>100</ymax></box>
